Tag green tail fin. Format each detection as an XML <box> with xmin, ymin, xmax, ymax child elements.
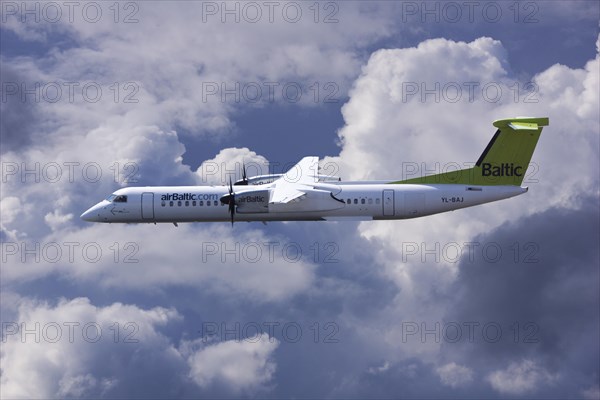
<box><xmin>392</xmin><ymin>117</ymin><xmax>549</xmax><ymax>186</ymax></box>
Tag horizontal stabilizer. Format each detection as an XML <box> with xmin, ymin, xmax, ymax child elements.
<box><xmin>493</xmin><ymin>117</ymin><xmax>549</xmax><ymax>130</ymax></box>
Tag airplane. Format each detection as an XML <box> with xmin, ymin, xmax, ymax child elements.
<box><xmin>81</xmin><ymin>117</ymin><xmax>549</xmax><ymax>225</ymax></box>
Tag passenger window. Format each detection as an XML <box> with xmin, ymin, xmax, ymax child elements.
<box><xmin>368</xmin><ymin>198</ymin><xmax>373</xmax><ymax>204</ymax></box>
<box><xmin>178</xmin><ymin>201</ymin><xmax>182</xmax><ymax>206</ymax></box>
<box><xmin>346</xmin><ymin>199</ymin><xmax>351</xmax><ymax>204</ymax></box>
<box><xmin>214</xmin><ymin>201</ymin><xmax>218</xmax><ymax>206</ymax></box>
<box><xmin>354</xmin><ymin>199</ymin><xmax>358</xmax><ymax>204</ymax></box>
<box><xmin>361</xmin><ymin>199</ymin><xmax>365</xmax><ymax>204</ymax></box>
<box><xmin>376</xmin><ymin>198</ymin><xmax>380</xmax><ymax>204</ymax></box>
<box><xmin>192</xmin><ymin>201</ymin><xmax>196</xmax><ymax>206</ymax></box>
<box><xmin>200</xmin><ymin>201</ymin><xmax>204</xmax><ymax>206</ymax></box>
<box><xmin>161</xmin><ymin>201</ymin><xmax>166</xmax><ymax>207</ymax></box>
<box><xmin>169</xmin><ymin>201</ymin><xmax>174</xmax><ymax>207</ymax></box>
<box><xmin>207</xmin><ymin>201</ymin><xmax>211</xmax><ymax>206</ymax></box>
<box><xmin>185</xmin><ymin>200</ymin><xmax>189</xmax><ymax>206</ymax></box>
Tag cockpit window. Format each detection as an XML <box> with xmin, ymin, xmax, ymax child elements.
<box><xmin>107</xmin><ymin>194</ymin><xmax>128</xmax><ymax>203</ymax></box>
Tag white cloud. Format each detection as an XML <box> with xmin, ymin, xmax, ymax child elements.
<box><xmin>0</xmin><ymin>196</ymin><xmax>22</xmax><ymax>225</ymax></box>
<box><xmin>0</xmin><ymin>297</ymin><xmax>183</xmax><ymax>399</ymax></box>
<box><xmin>195</xmin><ymin>147</ymin><xmax>270</xmax><ymax>185</ymax></box>
<box><xmin>187</xmin><ymin>334</ymin><xmax>279</xmax><ymax>394</ymax></box>
<box><xmin>1</xmin><ymin>296</ymin><xmax>282</xmax><ymax>398</ymax></box>
<box><xmin>328</xmin><ymin>37</ymin><xmax>509</xmax><ymax>181</ymax></box>
<box><xmin>1</xmin><ymin>223</ymin><xmax>317</xmax><ymax>302</ymax></box>
<box><xmin>0</xmin><ymin>124</ymin><xmax>195</xmax><ymax>241</ymax></box>
<box><xmin>57</xmin><ymin>374</ymin><xmax>103</xmax><ymax>398</ymax></box>
<box><xmin>582</xmin><ymin>384</ymin><xmax>600</xmax><ymax>400</ymax></box>
<box><xmin>367</xmin><ymin>360</ymin><xmax>390</xmax><ymax>374</ymax></box>
<box><xmin>0</xmin><ymin>3</ymin><xmax>395</xmax><ymax>245</ymax></box>
<box><xmin>1</xmin><ymin>2</ymin><xmax>395</xmax><ymax>143</ymax></box>
<box><xmin>0</xmin><ymin>196</ymin><xmax>24</xmax><ymax>240</ymax></box>
<box><xmin>0</xmin><ymin>2</ymin><xmax>395</xmax><ymax>248</ymax></box>
<box><xmin>487</xmin><ymin>359</ymin><xmax>558</xmax><ymax>395</ymax></box>
<box><xmin>436</xmin><ymin>362</ymin><xmax>474</xmax><ymax>388</ymax></box>
<box><xmin>329</xmin><ymin>33</ymin><xmax>599</xmax><ymax>268</ymax></box>
<box><xmin>323</xmin><ymin>34</ymin><xmax>599</xmax><ymax>366</ymax></box>
<box><xmin>44</xmin><ymin>209</ymin><xmax>73</xmax><ymax>231</ymax></box>
<box><xmin>329</xmin><ymin>35</ymin><xmax>598</xmax><ymax>212</ymax></box>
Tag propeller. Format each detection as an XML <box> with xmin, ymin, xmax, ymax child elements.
<box><xmin>236</xmin><ymin>162</ymin><xmax>248</xmax><ymax>185</ymax></box>
<box><xmin>221</xmin><ymin>163</ymin><xmax>250</xmax><ymax>224</ymax></box>
<box><xmin>220</xmin><ymin>177</ymin><xmax>237</xmax><ymax>225</ymax></box>
<box><xmin>227</xmin><ymin>178</ymin><xmax>235</xmax><ymax>225</ymax></box>
<box><xmin>220</xmin><ymin>177</ymin><xmax>236</xmax><ymax>226</ymax></box>
<box><xmin>233</xmin><ymin>163</ymin><xmax>249</xmax><ymax>186</ymax></box>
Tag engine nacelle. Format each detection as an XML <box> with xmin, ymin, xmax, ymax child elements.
<box><xmin>235</xmin><ymin>189</ymin><xmax>270</xmax><ymax>213</ymax></box>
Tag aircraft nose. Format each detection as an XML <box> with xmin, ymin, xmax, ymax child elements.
<box><xmin>80</xmin><ymin>204</ymin><xmax>103</xmax><ymax>222</ymax></box>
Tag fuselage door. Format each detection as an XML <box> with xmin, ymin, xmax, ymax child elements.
<box><xmin>141</xmin><ymin>192</ymin><xmax>155</xmax><ymax>220</ymax></box>
<box><xmin>383</xmin><ymin>189</ymin><xmax>395</xmax><ymax>216</ymax></box>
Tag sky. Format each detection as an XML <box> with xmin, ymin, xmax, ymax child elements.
<box><xmin>1</xmin><ymin>1</ymin><xmax>599</xmax><ymax>399</ymax></box>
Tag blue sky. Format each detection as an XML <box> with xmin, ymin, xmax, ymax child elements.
<box><xmin>1</xmin><ymin>1</ymin><xmax>599</xmax><ymax>398</ymax></box>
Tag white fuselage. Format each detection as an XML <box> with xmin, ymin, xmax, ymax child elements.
<box><xmin>80</xmin><ymin>182</ymin><xmax>526</xmax><ymax>223</ymax></box>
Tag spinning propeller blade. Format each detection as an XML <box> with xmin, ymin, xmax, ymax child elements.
<box><xmin>228</xmin><ymin>178</ymin><xmax>235</xmax><ymax>225</ymax></box>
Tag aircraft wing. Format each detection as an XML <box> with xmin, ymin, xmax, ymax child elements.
<box><xmin>269</xmin><ymin>156</ymin><xmax>319</xmax><ymax>204</ymax></box>
<box><xmin>269</xmin><ymin>184</ymin><xmax>307</xmax><ymax>204</ymax></box>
